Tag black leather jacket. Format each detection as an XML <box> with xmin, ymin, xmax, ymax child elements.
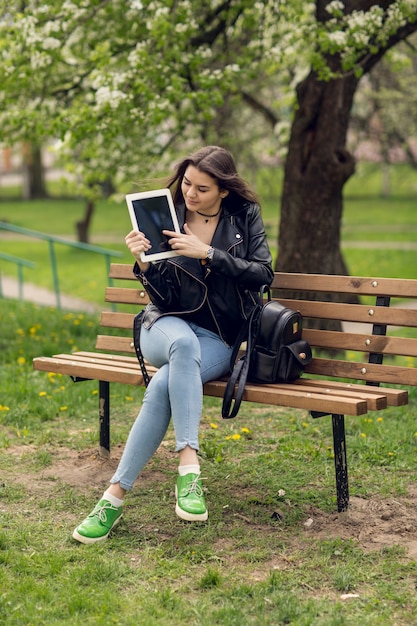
<box><xmin>134</xmin><ymin>200</ymin><xmax>273</xmax><ymax>346</ymax></box>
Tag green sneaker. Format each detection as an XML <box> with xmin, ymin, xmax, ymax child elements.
<box><xmin>72</xmin><ymin>499</ymin><xmax>123</xmax><ymax>544</ymax></box>
<box><xmin>175</xmin><ymin>473</ymin><xmax>208</xmax><ymax>521</ymax></box>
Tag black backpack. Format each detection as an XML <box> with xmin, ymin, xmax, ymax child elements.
<box><xmin>222</xmin><ymin>285</ymin><xmax>312</xmax><ymax>418</ymax></box>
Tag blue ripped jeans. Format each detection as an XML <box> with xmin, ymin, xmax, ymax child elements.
<box><xmin>110</xmin><ymin>316</ymin><xmax>233</xmax><ymax>490</ymax></box>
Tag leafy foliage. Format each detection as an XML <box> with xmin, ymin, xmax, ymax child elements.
<box><xmin>1</xmin><ymin>1</ymin><xmax>416</xmax><ymax>198</ymax></box>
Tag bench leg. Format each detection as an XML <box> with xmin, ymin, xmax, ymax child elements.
<box><xmin>99</xmin><ymin>380</ymin><xmax>110</xmax><ymax>459</ymax></box>
<box><xmin>332</xmin><ymin>414</ymin><xmax>349</xmax><ymax>513</ymax></box>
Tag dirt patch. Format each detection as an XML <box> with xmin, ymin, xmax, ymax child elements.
<box><xmin>303</xmin><ymin>489</ymin><xmax>417</xmax><ymax>558</ymax></box>
<box><xmin>4</xmin><ymin>444</ymin><xmax>417</xmax><ymax>558</ymax></box>
<box><xmin>4</xmin><ymin>442</ymin><xmax>176</xmax><ymax>493</ymax></box>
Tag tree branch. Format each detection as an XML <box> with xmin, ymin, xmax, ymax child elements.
<box><xmin>241</xmin><ymin>90</ymin><xmax>279</xmax><ymax>128</ymax></box>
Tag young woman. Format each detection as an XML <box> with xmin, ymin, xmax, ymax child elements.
<box><xmin>73</xmin><ymin>146</ymin><xmax>273</xmax><ymax>544</ymax></box>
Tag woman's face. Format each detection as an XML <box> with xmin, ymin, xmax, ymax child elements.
<box><xmin>181</xmin><ymin>165</ymin><xmax>227</xmax><ymax>215</ymax></box>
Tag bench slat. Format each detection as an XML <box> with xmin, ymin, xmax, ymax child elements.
<box><xmin>292</xmin><ymin>378</ymin><xmax>408</xmax><ymax>407</ymax></box>
<box><xmin>303</xmin><ymin>329</ymin><xmax>417</xmax><ymax>357</ymax></box>
<box><xmin>307</xmin><ymin>358</ymin><xmax>417</xmax><ymax>386</ymax></box>
<box><xmin>109</xmin><ymin>264</ymin><xmax>138</xmax><ymax>280</ymax></box>
<box><xmin>96</xmin><ymin>335</ymin><xmax>135</xmax><ymax>352</ymax></box>
<box><xmin>272</xmin><ymin>273</ymin><xmax>417</xmax><ymax>298</ymax></box>
<box><xmin>105</xmin><ymin>286</ymin><xmax>150</xmax><ymax>305</ymax></box>
<box><xmin>280</xmin><ymin>299</ymin><xmax>417</xmax><ymax>328</ymax></box>
<box><xmin>202</xmin><ymin>380</ymin><xmax>369</xmax><ymax>415</ymax></box>
<box><xmin>33</xmin><ymin>355</ymin><xmax>146</xmax><ymax>385</ymax></box>
<box><xmin>100</xmin><ymin>311</ymin><xmax>135</xmax><ymax>330</ymax></box>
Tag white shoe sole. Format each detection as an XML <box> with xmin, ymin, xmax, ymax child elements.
<box><xmin>175</xmin><ymin>503</ymin><xmax>208</xmax><ymax>521</ymax></box>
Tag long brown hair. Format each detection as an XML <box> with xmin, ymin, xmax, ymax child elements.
<box><xmin>167</xmin><ymin>146</ymin><xmax>259</xmax><ymax>207</ymax></box>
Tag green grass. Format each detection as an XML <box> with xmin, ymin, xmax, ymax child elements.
<box><xmin>1</xmin><ymin>300</ymin><xmax>417</xmax><ymax>624</ymax></box>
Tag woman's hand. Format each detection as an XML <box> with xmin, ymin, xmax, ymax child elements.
<box><xmin>163</xmin><ymin>224</ymin><xmax>208</xmax><ymax>259</ymax></box>
<box><xmin>125</xmin><ymin>230</ymin><xmax>151</xmax><ymax>272</ymax></box>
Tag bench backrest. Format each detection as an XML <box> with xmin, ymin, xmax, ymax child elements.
<box><xmin>98</xmin><ymin>264</ymin><xmax>417</xmax><ymax>387</ymax></box>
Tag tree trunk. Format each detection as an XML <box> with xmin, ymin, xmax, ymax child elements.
<box><xmin>76</xmin><ymin>199</ymin><xmax>95</xmax><ymax>243</ymax></box>
<box><xmin>277</xmin><ymin>0</ymin><xmax>417</xmax><ymax>277</ymax></box>
<box><xmin>277</xmin><ymin>71</ymin><xmax>358</xmax><ymax>276</ymax></box>
<box><xmin>22</xmin><ymin>143</ymin><xmax>48</xmax><ymax>199</ymax></box>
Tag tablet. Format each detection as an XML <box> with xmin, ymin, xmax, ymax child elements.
<box><xmin>126</xmin><ymin>188</ymin><xmax>181</xmax><ymax>262</ymax></box>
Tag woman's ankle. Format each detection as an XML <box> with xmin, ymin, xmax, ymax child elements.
<box><xmin>106</xmin><ymin>483</ymin><xmax>126</xmax><ymax>501</ymax></box>
<box><xmin>178</xmin><ymin>445</ymin><xmax>199</xmax><ymax>467</ymax></box>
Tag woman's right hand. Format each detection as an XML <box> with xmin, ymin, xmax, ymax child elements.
<box><xmin>125</xmin><ymin>230</ymin><xmax>151</xmax><ymax>272</ymax></box>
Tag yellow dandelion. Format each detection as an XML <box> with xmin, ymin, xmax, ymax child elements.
<box><xmin>73</xmin><ymin>319</ymin><xmax>80</xmax><ymax>325</ymax></box>
<box><xmin>17</xmin><ymin>356</ymin><xmax>26</xmax><ymax>365</ymax></box>
<box><xmin>377</xmin><ymin>417</ymin><xmax>383</xmax><ymax>423</ymax></box>
<box><xmin>60</xmin><ymin>406</ymin><xmax>68</xmax><ymax>411</ymax></box>
<box><xmin>210</xmin><ymin>422</ymin><xmax>218</xmax><ymax>429</ymax></box>
<box><xmin>241</xmin><ymin>427</ymin><xmax>250</xmax><ymax>434</ymax></box>
<box><xmin>231</xmin><ymin>433</ymin><xmax>241</xmax><ymax>440</ymax></box>
<box><xmin>39</xmin><ymin>391</ymin><xmax>47</xmax><ymax>397</ymax></box>
<box><xmin>125</xmin><ymin>396</ymin><xmax>134</xmax><ymax>401</ymax></box>
<box><xmin>92</xmin><ymin>389</ymin><xmax>98</xmax><ymax>395</ymax></box>
<box><xmin>388</xmin><ymin>452</ymin><xmax>394</xmax><ymax>456</ymax></box>
<box><xmin>360</xmin><ymin>433</ymin><xmax>366</xmax><ymax>438</ymax></box>
<box><xmin>0</xmin><ymin>405</ymin><xmax>10</xmax><ymax>411</ymax></box>
<box><xmin>302</xmin><ymin>422</ymin><xmax>309</xmax><ymax>428</ymax></box>
<box><xmin>16</xmin><ymin>328</ymin><xmax>24</xmax><ymax>336</ymax></box>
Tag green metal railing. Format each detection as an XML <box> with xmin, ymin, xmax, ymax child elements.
<box><xmin>0</xmin><ymin>221</ymin><xmax>123</xmax><ymax>309</ymax></box>
<box><xmin>0</xmin><ymin>252</ymin><xmax>36</xmax><ymax>300</ymax></box>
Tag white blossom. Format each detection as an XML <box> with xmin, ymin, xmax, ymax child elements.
<box><xmin>175</xmin><ymin>23</ymin><xmax>189</xmax><ymax>34</ymax></box>
<box><xmin>327</xmin><ymin>31</ymin><xmax>347</xmax><ymax>47</ymax></box>
<box><xmin>352</xmin><ymin>31</ymin><xmax>370</xmax><ymax>47</ymax></box>
<box><xmin>42</xmin><ymin>37</ymin><xmax>61</xmax><ymax>50</ymax></box>
<box><xmin>30</xmin><ymin>51</ymin><xmax>51</xmax><ymax>69</ymax></box>
<box><xmin>326</xmin><ymin>1</ymin><xmax>344</xmax><ymax>15</ymax></box>
<box><xmin>95</xmin><ymin>86</ymin><xmax>127</xmax><ymax>109</ymax></box>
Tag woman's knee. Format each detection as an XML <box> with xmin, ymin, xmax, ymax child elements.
<box><xmin>170</xmin><ymin>332</ymin><xmax>201</xmax><ymax>363</ymax></box>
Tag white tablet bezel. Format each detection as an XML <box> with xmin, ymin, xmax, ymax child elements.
<box><xmin>126</xmin><ymin>188</ymin><xmax>181</xmax><ymax>262</ymax></box>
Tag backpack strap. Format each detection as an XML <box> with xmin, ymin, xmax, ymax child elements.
<box><xmin>133</xmin><ymin>311</ymin><xmax>151</xmax><ymax>387</ymax></box>
<box><xmin>221</xmin><ymin>304</ymin><xmax>259</xmax><ymax>419</ymax></box>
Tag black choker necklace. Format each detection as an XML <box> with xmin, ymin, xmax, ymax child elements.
<box><xmin>196</xmin><ymin>207</ymin><xmax>222</xmax><ymax>223</ymax></box>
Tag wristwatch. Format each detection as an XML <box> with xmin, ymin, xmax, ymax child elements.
<box><xmin>201</xmin><ymin>246</ymin><xmax>214</xmax><ymax>266</ymax></box>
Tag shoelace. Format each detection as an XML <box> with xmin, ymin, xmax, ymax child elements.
<box><xmin>89</xmin><ymin>501</ymin><xmax>120</xmax><ymax>523</ymax></box>
<box><xmin>183</xmin><ymin>474</ymin><xmax>204</xmax><ymax>497</ymax></box>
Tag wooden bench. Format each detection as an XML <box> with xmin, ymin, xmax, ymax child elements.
<box><xmin>33</xmin><ymin>264</ymin><xmax>417</xmax><ymax>512</ymax></box>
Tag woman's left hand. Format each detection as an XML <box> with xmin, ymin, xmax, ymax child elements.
<box><xmin>163</xmin><ymin>224</ymin><xmax>208</xmax><ymax>259</ymax></box>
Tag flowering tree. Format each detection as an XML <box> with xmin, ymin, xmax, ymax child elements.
<box><xmin>0</xmin><ymin>0</ymin><xmax>416</xmax><ymax>266</ymax></box>
<box><xmin>277</xmin><ymin>0</ymin><xmax>417</xmax><ymax>275</ymax></box>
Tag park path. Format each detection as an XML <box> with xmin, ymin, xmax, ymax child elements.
<box><xmin>1</xmin><ymin>275</ymin><xmax>101</xmax><ymax>312</ymax></box>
